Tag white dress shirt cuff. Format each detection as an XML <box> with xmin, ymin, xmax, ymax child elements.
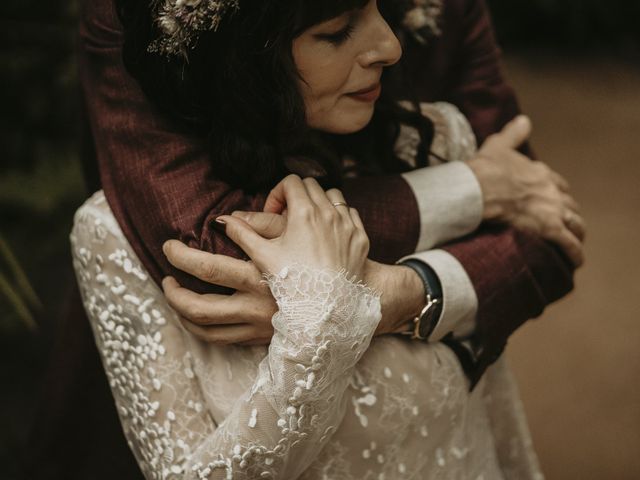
<box><xmin>401</xmin><ymin>162</ymin><xmax>483</xmax><ymax>252</ymax></box>
<box><xmin>399</xmin><ymin>249</ymin><xmax>478</xmax><ymax>341</ymax></box>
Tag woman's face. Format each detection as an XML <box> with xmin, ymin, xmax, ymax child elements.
<box><xmin>292</xmin><ymin>0</ymin><xmax>402</xmax><ymax>134</ymax></box>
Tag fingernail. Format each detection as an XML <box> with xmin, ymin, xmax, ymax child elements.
<box><xmin>215</xmin><ymin>217</ymin><xmax>227</xmax><ymax>225</ymax></box>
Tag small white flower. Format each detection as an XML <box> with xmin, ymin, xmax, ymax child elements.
<box><xmin>158</xmin><ymin>15</ymin><xmax>178</xmax><ymax>35</ymax></box>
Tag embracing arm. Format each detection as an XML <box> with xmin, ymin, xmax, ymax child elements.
<box><xmin>393</xmin><ymin>0</ymin><xmax>577</xmax><ymax>380</ymax></box>
<box><xmin>79</xmin><ymin>0</ymin><xmax>575</xmax><ymax>366</ymax></box>
<box><xmin>78</xmin><ymin>0</ymin><xmax>454</xmax><ymax>293</ymax></box>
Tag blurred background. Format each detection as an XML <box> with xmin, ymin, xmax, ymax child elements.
<box><xmin>1</xmin><ymin>0</ymin><xmax>639</xmax><ymax>478</ymax></box>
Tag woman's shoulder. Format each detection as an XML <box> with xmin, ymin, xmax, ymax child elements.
<box><xmin>71</xmin><ymin>190</ymin><xmax>151</xmax><ymax>287</ymax></box>
<box><xmin>72</xmin><ymin>190</ymin><xmax>127</xmax><ymax>243</ymax></box>
<box><xmin>394</xmin><ymin>101</ymin><xmax>477</xmax><ymax>165</ymax></box>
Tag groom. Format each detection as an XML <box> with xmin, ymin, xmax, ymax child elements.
<box><xmin>25</xmin><ymin>0</ymin><xmax>578</xmax><ymax>479</ymax></box>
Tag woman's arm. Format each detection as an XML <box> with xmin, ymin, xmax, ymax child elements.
<box><xmin>71</xmin><ymin>181</ymin><xmax>381</xmax><ymax>479</ymax></box>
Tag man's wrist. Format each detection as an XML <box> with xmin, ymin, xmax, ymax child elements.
<box><xmin>373</xmin><ymin>264</ymin><xmax>425</xmax><ymax>335</ymax></box>
<box><xmin>466</xmin><ymin>154</ymin><xmax>504</xmax><ymax>221</ymax></box>
<box><xmin>400</xmin><ymin>259</ymin><xmax>444</xmax><ymax>340</ymax></box>
<box><xmin>402</xmin><ymin>265</ymin><xmax>429</xmax><ymax>322</ymax></box>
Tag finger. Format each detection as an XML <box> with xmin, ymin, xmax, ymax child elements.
<box><xmin>325</xmin><ymin>188</ymin><xmax>351</xmax><ymax>220</ymax></box>
<box><xmin>548</xmin><ymin>228</ymin><xmax>584</xmax><ymax>267</ymax></box>
<box><xmin>550</xmin><ymin>170</ymin><xmax>570</xmax><ymax>193</ymax></box>
<box><xmin>563</xmin><ymin>212</ymin><xmax>587</xmax><ymax>242</ymax></box>
<box><xmin>263</xmin><ymin>189</ymin><xmax>286</xmax><ymax>214</ymax></box>
<box><xmin>349</xmin><ymin>207</ymin><xmax>365</xmax><ymax>231</ymax></box>
<box><xmin>302</xmin><ymin>177</ymin><xmax>333</xmax><ymax>210</ymax></box>
<box><xmin>217</xmin><ymin>215</ymin><xmax>268</xmax><ymax>263</ymax></box>
<box><xmin>263</xmin><ymin>174</ymin><xmax>311</xmax><ymax>214</ymax></box>
<box><xmin>179</xmin><ymin>319</ymin><xmax>258</xmax><ymax>345</ymax></box>
<box><xmin>231</xmin><ymin>211</ymin><xmax>285</xmax><ymax>239</ymax></box>
<box><xmin>163</xmin><ymin>240</ymin><xmax>261</xmax><ymax>290</ymax></box>
<box><xmin>237</xmin><ymin>337</ymin><xmax>272</xmax><ymax>346</ymax></box>
<box><xmin>163</xmin><ymin>277</ymin><xmax>251</xmax><ymax>325</ymax></box>
<box><xmin>496</xmin><ymin>115</ymin><xmax>532</xmax><ymax>149</ymax></box>
<box><xmin>561</xmin><ymin>194</ymin><xmax>581</xmax><ymax>214</ymax></box>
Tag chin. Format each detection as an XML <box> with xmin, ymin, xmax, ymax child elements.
<box><xmin>324</xmin><ymin>108</ymin><xmax>376</xmax><ymax>135</ymax></box>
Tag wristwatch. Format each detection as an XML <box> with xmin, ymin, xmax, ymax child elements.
<box><xmin>400</xmin><ymin>259</ymin><xmax>444</xmax><ymax>341</ymax></box>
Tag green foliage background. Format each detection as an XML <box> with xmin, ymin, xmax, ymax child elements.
<box><xmin>1</xmin><ymin>1</ymin><xmax>85</xmax><ymax>476</ymax></box>
<box><xmin>1</xmin><ymin>0</ymin><xmax>638</xmax><ymax>477</ymax></box>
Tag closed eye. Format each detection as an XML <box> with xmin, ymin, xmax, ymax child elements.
<box><xmin>317</xmin><ymin>22</ymin><xmax>356</xmax><ymax>46</ymax></box>
<box><xmin>314</xmin><ymin>12</ymin><xmax>358</xmax><ymax>46</ymax></box>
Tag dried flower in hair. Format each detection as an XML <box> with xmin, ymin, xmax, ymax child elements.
<box><xmin>402</xmin><ymin>0</ymin><xmax>443</xmax><ymax>45</ymax></box>
<box><xmin>148</xmin><ymin>0</ymin><xmax>443</xmax><ymax>58</ymax></box>
<box><xmin>148</xmin><ymin>0</ymin><xmax>240</xmax><ymax>57</ymax></box>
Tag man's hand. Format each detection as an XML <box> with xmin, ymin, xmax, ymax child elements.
<box><xmin>162</xmin><ymin>212</ymin><xmax>425</xmax><ymax>345</ymax></box>
<box><xmin>467</xmin><ymin>115</ymin><xmax>586</xmax><ymax>266</ymax></box>
<box><xmin>162</xmin><ymin>240</ymin><xmax>277</xmax><ymax>345</ymax></box>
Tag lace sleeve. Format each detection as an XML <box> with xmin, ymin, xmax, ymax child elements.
<box><xmin>71</xmin><ymin>193</ymin><xmax>382</xmax><ymax>480</ymax></box>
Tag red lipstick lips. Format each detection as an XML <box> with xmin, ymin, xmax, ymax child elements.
<box><xmin>347</xmin><ymin>82</ymin><xmax>381</xmax><ymax>102</ymax></box>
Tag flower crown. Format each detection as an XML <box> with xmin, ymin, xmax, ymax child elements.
<box><xmin>149</xmin><ymin>0</ymin><xmax>442</xmax><ymax>58</ymax></box>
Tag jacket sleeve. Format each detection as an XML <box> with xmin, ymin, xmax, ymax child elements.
<box><xmin>402</xmin><ymin>0</ymin><xmax>574</xmax><ymax>379</ymax></box>
<box><xmin>77</xmin><ymin>0</ymin><xmax>428</xmax><ymax>295</ymax></box>
<box><xmin>441</xmin><ymin>0</ymin><xmax>532</xmax><ymax>153</ymax></box>
<box><xmin>441</xmin><ymin>225</ymin><xmax>574</xmax><ymax>386</ymax></box>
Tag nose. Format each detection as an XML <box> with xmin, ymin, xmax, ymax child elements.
<box><xmin>359</xmin><ymin>11</ymin><xmax>403</xmax><ymax>68</ymax></box>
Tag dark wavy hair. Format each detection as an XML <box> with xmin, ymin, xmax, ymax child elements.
<box><xmin>116</xmin><ymin>0</ymin><xmax>435</xmax><ymax>192</ymax></box>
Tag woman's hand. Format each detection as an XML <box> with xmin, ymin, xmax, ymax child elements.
<box><xmin>162</xmin><ymin>244</ymin><xmax>423</xmax><ymax>345</ymax></box>
<box><xmin>466</xmin><ymin>115</ymin><xmax>586</xmax><ymax>266</ymax></box>
<box><xmin>216</xmin><ymin>174</ymin><xmax>370</xmax><ymax>279</ymax></box>
<box><xmin>162</xmin><ymin>189</ymin><xmax>423</xmax><ymax>345</ymax></box>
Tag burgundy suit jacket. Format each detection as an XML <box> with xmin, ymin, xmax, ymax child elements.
<box><xmin>23</xmin><ymin>2</ymin><xmax>573</xmax><ymax>479</ymax></box>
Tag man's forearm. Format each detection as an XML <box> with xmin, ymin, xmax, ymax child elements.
<box><xmin>442</xmin><ymin>224</ymin><xmax>574</xmax><ymax>384</ymax></box>
<box><xmin>78</xmin><ymin>0</ymin><xmax>428</xmax><ymax>293</ymax></box>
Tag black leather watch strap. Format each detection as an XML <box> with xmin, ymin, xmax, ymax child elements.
<box><xmin>400</xmin><ymin>259</ymin><xmax>444</xmax><ymax>340</ymax></box>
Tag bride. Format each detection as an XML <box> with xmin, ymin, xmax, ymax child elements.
<box><xmin>71</xmin><ymin>0</ymin><xmax>583</xmax><ymax>478</ymax></box>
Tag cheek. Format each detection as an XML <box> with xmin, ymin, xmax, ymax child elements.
<box><xmin>294</xmin><ymin>47</ymin><xmax>353</xmax><ymax>118</ymax></box>
<box><xmin>293</xmin><ymin>39</ymin><xmax>372</xmax><ymax>133</ymax></box>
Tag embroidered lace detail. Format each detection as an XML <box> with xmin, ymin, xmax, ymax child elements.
<box><xmin>394</xmin><ymin>101</ymin><xmax>478</xmax><ymax>168</ymax></box>
<box><xmin>71</xmin><ymin>195</ymin><xmax>383</xmax><ymax>479</ymax></box>
<box><xmin>187</xmin><ymin>266</ymin><xmax>381</xmax><ymax>479</ymax></box>
<box><xmin>71</xmin><ymin>101</ymin><xmax>544</xmax><ymax>480</ymax></box>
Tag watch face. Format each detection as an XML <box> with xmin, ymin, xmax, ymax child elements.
<box><xmin>418</xmin><ymin>298</ymin><xmax>440</xmax><ymax>339</ymax></box>
<box><xmin>418</xmin><ymin>312</ymin><xmax>432</xmax><ymax>339</ymax></box>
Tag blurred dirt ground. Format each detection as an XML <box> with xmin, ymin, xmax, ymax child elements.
<box><xmin>503</xmin><ymin>55</ymin><xmax>640</xmax><ymax>480</ymax></box>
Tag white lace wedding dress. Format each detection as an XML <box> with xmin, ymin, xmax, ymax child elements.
<box><xmin>71</xmin><ymin>103</ymin><xmax>544</xmax><ymax>479</ymax></box>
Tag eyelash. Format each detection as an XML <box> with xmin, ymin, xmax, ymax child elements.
<box><xmin>321</xmin><ymin>22</ymin><xmax>356</xmax><ymax>46</ymax></box>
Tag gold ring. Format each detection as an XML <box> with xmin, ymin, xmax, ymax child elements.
<box><xmin>332</xmin><ymin>202</ymin><xmax>348</xmax><ymax>208</ymax></box>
